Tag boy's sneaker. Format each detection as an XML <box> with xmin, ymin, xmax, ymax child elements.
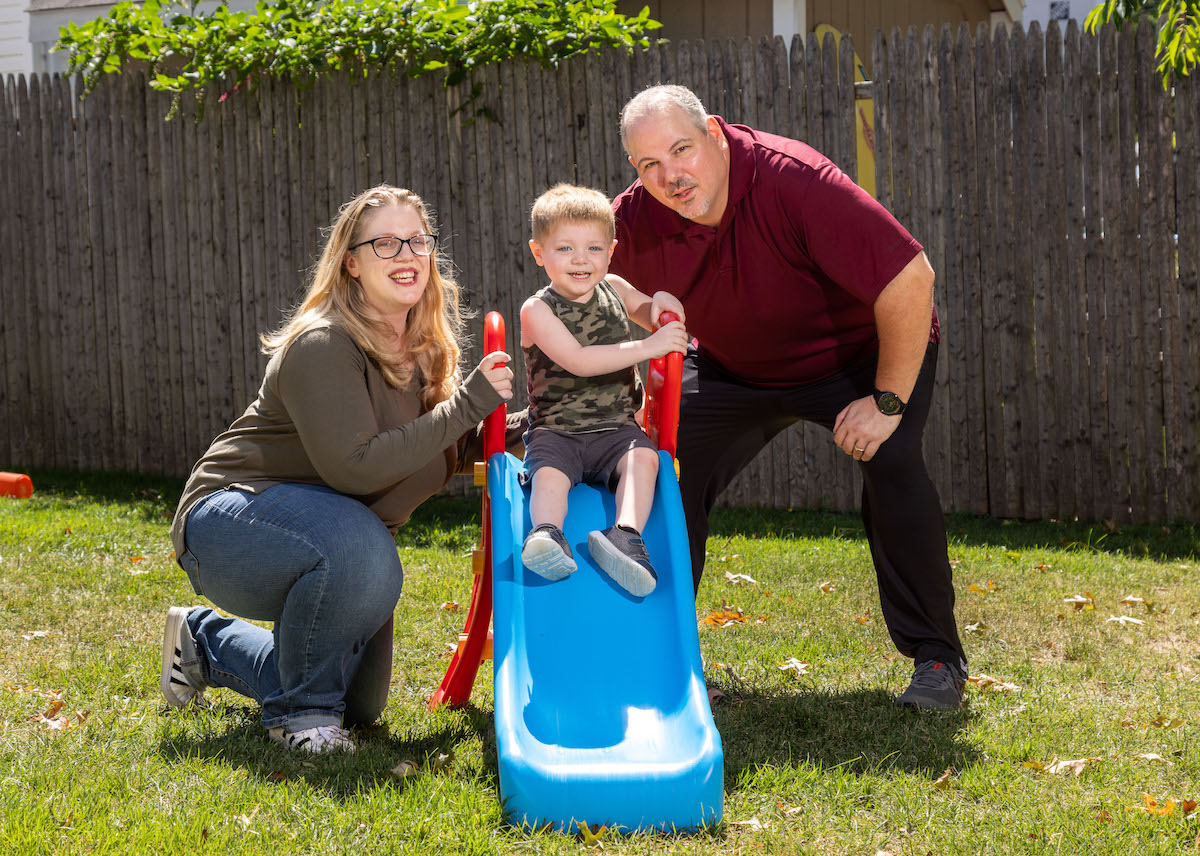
<box><xmin>161</xmin><ymin>605</ymin><xmax>208</xmax><ymax>708</ymax></box>
<box><xmin>268</xmin><ymin>724</ymin><xmax>356</xmax><ymax>754</ymax></box>
<box><xmin>587</xmin><ymin>525</ymin><xmax>658</xmax><ymax>597</ymax></box>
<box><xmin>896</xmin><ymin>659</ymin><xmax>967</xmax><ymax>709</ymax></box>
<box><xmin>521</xmin><ymin>523</ymin><xmax>577</xmax><ymax>581</ymax></box>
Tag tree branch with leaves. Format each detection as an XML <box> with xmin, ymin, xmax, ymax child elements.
<box><xmin>1085</xmin><ymin>0</ymin><xmax>1199</xmax><ymax>87</ymax></box>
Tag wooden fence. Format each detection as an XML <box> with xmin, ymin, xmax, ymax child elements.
<box><xmin>1</xmin><ymin>21</ymin><xmax>1197</xmax><ymax>523</ymax></box>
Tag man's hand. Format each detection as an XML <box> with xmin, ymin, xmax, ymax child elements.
<box><xmin>833</xmin><ymin>396</ymin><xmax>901</xmax><ymax>462</ymax></box>
<box><xmin>650</xmin><ymin>291</ymin><xmax>686</xmax><ymax>327</ymax></box>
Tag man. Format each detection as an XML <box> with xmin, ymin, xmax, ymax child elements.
<box><xmin>609</xmin><ymin>84</ymin><xmax>967</xmax><ymax>709</ymax></box>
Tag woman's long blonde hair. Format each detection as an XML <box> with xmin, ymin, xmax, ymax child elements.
<box><xmin>261</xmin><ymin>186</ymin><xmax>465</xmax><ymax>408</ymax></box>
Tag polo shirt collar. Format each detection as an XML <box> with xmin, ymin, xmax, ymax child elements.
<box><xmin>639</xmin><ymin>115</ymin><xmax>757</xmax><ymax>238</ymax></box>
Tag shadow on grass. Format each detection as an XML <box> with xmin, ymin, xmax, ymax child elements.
<box><xmin>712</xmin><ymin>687</ymin><xmax>979</xmax><ymax>789</ymax></box>
<box><xmin>708</xmin><ymin>505</ymin><xmax>1200</xmax><ymax>562</ymax></box>
<box><xmin>157</xmin><ymin>702</ymin><xmax>495</xmax><ymax>798</ymax></box>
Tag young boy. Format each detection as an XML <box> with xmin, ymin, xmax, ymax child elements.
<box><xmin>519</xmin><ymin>184</ymin><xmax>688</xmax><ymax>597</ymax></box>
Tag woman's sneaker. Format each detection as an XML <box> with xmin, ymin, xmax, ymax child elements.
<box><xmin>160</xmin><ymin>606</ymin><xmax>208</xmax><ymax>708</ymax></box>
<box><xmin>268</xmin><ymin>724</ymin><xmax>357</xmax><ymax>754</ymax></box>
<box><xmin>587</xmin><ymin>525</ymin><xmax>658</xmax><ymax>597</ymax></box>
<box><xmin>521</xmin><ymin>523</ymin><xmax>577</xmax><ymax>581</ymax></box>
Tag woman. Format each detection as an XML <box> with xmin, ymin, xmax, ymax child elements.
<box><xmin>162</xmin><ymin>186</ymin><xmax>513</xmax><ymax>754</ymax></box>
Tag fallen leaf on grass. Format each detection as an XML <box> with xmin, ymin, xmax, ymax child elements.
<box><xmin>1122</xmin><ymin>595</ymin><xmax>1145</xmax><ymax>606</ymax></box>
<box><xmin>724</xmin><ymin>571</ymin><xmax>757</xmax><ymax>585</ymax></box>
<box><xmin>1106</xmin><ymin>615</ymin><xmax>1145</xmax><ymax>626</ymax></box>
<box><xmin>933</xmin><ymin>767</ymin><xmax>954</xmax><ymax>789</ymax></box>
<box><xmin>1096</xmin><ymin>811</ymin><xmax>1113</xmax><ymax>823</ymax></box>
<box><xmin>1136</xmin><ymin>753</ymin><xmax>1168</xmax><ymax>763</ymax></box>
<box><xmin>234</xmin><ymin>806</ymin><xmax>260</xmax><ymax>830</ymax></box>
<box><xmin>1043</xmin><ymin>757</ymin><xmax>1102</xmax><ymax>776</ymax></box>
<box><xmin>1064</xmin><ymin>593</ymin><xmax>1096</xmax><ymax>611</ymax></box>
<box><xmin>1150</xmin><ymin>715</ymin><xmax>1186</xmax><ymax>729</ymax></box>
<box><xmin>428</xmin><ymin>751</ymin><xmax>453</xmax><ymax>773</ymax></box>
<box><xmin>440</xmin><ymin>602</ymin><xmax>461</xmax><ymax>612</ymax></box>
<box><xmin>778</xmin><ymin>657</ymin><xmax>809</xmax><ymax>678</ymax></box>
<box><xmin>702</xmin><ymin>601</ymin><xmax>747</xmax><ymax>628</ymax></box>
<box><xmin>783</xmin><ymin>805</ymin><xmax>804</xmax><ymax>816</ymax></box>
<box><xmin>963</xmin><ymin>621</ymin><xmax>988</xmax><ymax>634</ymax></box>
<box><xmin>968</xmin><ymin>580</ymin><xmax>997</xmax><ymax>594</ymax></box>
<box><xmin>31</xmin><ymin>701</ymin><xmax>88</xmax><ymax>731</ymax></box>
<box><xmin>1129</xmin><ymin>793</ymin><xmax>1197</xmax><ymax>816</ymax></box>
<box><xmin>855</xmin><ymin>611</ymin><xmax>871</xmax><ymax>624</ymax></box>
<box><xmin>730</xmin><ymin>817</ymin><xmax>767</xmax><ymax>830</ymax></box>
<box><xmin>576</xmin><ymin>821</ymin><xmax>607</xmax><ymax>846</ymax></box>
<box><xmin>20</xmin><ymin>630</ymin><xmax>49</xmax><ymax>641</ymax></box>
<box><xmin>390</xmin><ymin>761</ymin><xmax>420</xmax><ymax>780</ymax></box>
<box><xmin>818</xmin><ymin>580</ymin><xmax>836</xmax><ymax>593</ymax></box>
<box><xmin>967</xmin><ymin>673</ymin><xmax>1021</xmax><ymax>693</ymax></box>
<box><xmin>4</xmin><ymin>684</ymin><xmax>62</xmax><ymax>700</ymax></box>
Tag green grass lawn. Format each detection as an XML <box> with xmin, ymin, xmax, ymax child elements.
<box><xmin>1</xmin><ymin>469</ymin><xmax>1198</xmax><ymax>855</ymax></box>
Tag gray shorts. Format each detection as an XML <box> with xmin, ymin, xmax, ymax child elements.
<box><xmin>522</xmin><ymin>425</ymin><xmax>656</xmax><ymax>492</ymax></box>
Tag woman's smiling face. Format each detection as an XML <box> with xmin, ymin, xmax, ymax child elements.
<box><xmin>345</xmin><ymin>204</ymin><xmax>431</xmax><ymax>323</ymax></box>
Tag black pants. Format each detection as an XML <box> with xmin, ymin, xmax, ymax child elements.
<box><xmin>676</xmin><ymin>342</ymin><xmax>965</xmax><ymax>666</ymax></box>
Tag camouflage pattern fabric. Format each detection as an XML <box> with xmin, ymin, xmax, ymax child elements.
<box><xmin>524</xmin><ymin>279</ymin><xmax>644</xmax><ymax>433</ymax></box>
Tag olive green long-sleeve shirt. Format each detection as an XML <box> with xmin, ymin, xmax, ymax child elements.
<box><xmin>170</xmin><ymin>322</ymin><xmax>505</xmax><ymax>559</ymax></box>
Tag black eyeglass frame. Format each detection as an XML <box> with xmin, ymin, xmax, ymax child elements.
<box><xmin>349</xmin><ymin>234</ymin><xmax>439</xmax><ymax>259</ymax></box>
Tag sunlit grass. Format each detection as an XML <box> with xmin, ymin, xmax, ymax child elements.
<box><xmin>1</xmin><ymin>469</ymin><xmax>1197</xmax><ymax>854</ymax></box>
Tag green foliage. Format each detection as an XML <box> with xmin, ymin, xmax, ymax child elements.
<box><xmin>1085</xmin><ymin>0</ymin><xmax>1199</xmax><ymax>87</ymax></box>
<box><xmin>55</xmin><ymin>0</ymin><xmax>660</xmax><ymax>106</ymax></box>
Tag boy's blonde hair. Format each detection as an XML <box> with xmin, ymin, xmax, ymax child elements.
<box><xmin>530</xmin><ymin>183</ymin><xmax>616</xmax><ymax>243</ymax></box>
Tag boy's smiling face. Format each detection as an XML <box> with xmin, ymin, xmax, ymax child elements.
<box><xmin>528</xmin><ymin>219</ymin><xmax>616</xmax><ymax>303</ymax></box>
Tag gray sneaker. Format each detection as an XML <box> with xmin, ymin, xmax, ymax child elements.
<box><xmin>160</xmin><ymin>605</ymin><xmax>208</xmax><ymax>708</ymax></box>
<box><xmin>896</xmin><ymin>659</ymin><xmax>967</xmax><ymax>709</ymax></box>
<box><xmin>268</xmin><ymin>724</ymin><xmax>356</xmax><ymax>754</ymax></box>
<box><xmin>587</xmin><ymin>525</ymin><xmax>658</xmax><ymax>597</ymax></box>
<box><xmin>521</xmin><ymin>523</ymin><xmax>577</xmax><ymax>581</ymax></box>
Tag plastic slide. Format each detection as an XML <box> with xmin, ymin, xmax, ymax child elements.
<box><xmin>490</xmin><ymin>450</ymin><xmax>723</xmax><ymax>831</ymax></box>
<box><xmin>431</xmin><ymin>311</ymin><xmax>722</xmax><ymax>832</ymax></box>
<box><xmin>488</xmin><ymin>305</ymin><xmax>722</xmax><ymax>832</ymax></box>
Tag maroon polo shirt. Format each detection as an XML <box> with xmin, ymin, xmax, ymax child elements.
<box><xmin>610</xmin><ymin>117</ymin><xmax>934</xmax><ymax>387</ymax></box>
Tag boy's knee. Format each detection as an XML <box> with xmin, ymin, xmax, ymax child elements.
<box><xmin>632</xmin><ymin>445</ymin><xmax>659</xmax><ymax>470</ymax></box>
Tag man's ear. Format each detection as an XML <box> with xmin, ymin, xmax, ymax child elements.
<box><xmin>705</xmin><ymin>115</ymin><xmax>724</xmax><ymax>143</ymax></box>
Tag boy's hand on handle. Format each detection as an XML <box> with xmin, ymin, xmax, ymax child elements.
<box><xmin>479</xmin><ymin>351</ymin><xmax>514</xmax><ymax>400</ymax></box>
<box><xmin>644</xmin><ymin>320</ymin><xmax>689</xmax><ymax>360</ymax></box>
<box><xmin>651</xmin><ymin>292</ymin><xmax>686</xmax><ymax>326</ymax></box>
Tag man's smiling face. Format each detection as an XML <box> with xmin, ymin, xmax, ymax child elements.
<box><xmin>625</xmin><ymin>107</ymin><xmax>731</xmax><ymax>228</ymax></box>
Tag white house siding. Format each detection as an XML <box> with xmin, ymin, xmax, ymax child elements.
<box><xmin>0</xmin><ymin>0</ymin><xmax>31</xmax><ymax>76</ymax></box>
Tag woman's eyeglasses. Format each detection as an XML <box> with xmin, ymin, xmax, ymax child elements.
<box><xmin>350</xmin><ymin>234</ymin><xmax>438</xmax><ymax>259</ymax></box>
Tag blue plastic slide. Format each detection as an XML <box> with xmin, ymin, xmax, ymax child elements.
<box><xmin>490</xmin><ymin>450</ymin><xmax>724</xmax><ymax>832</ymax></box>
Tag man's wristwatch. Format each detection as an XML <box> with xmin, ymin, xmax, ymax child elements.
<box><xmin>873</xmin><ymin>389</ymin><xmax>907</xmax><ymax>416</ymax></box>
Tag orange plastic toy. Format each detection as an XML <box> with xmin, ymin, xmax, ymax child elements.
<box><xmin>0</xmin><ymin>473</ymin><xmax>33</xmax><ymax>498</ymax></box>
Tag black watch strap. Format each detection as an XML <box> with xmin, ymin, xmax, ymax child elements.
<box><xmin>873</xmin><ymin>389</ymin><xmax>907</xmax><ymax>416</ymax></box>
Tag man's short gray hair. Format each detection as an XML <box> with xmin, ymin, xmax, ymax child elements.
<box><xmin>619</xmin><ymin>84</ymin><xmax>710</xmax><ymax>154</ymax></box>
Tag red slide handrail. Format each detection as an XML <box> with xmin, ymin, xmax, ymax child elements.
<box><xmin>428</xmin><ymin>312</ymin><xmax>506</xmax><ymax>710</ymax></box>
<box><xmin>644</xmin><ymin>311</ymin><xmax>682</xmax><ymax>459</ymax></box>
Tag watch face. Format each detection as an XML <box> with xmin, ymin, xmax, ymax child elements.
<box><xmin>877</xmin><ymin>392</ymin><xmax>903</xmax><ymax>415</ymax></box>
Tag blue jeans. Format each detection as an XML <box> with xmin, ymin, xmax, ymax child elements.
<box><xmin>176</xmin><ymin>483</ymin><xmax>404</xmax><ymax>731</ymax></box>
